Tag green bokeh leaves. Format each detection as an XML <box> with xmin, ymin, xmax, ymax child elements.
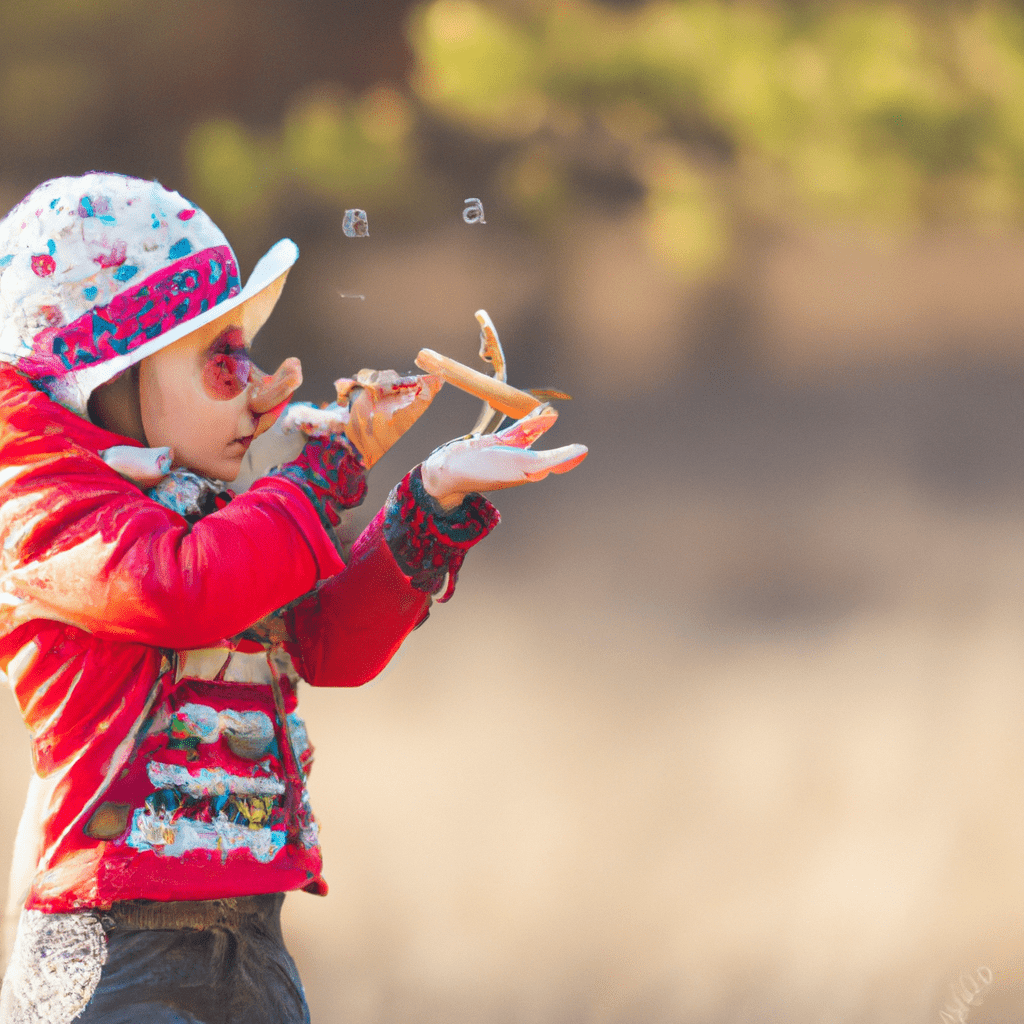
<box><xmin>186</xmin><ymin>86</ymin><xmax>414</xmax><ymax>233</ymax></box>
<box><xmin>411</xmin><ymin>0</ymin><xmax>547</xmax><ymax>136</ymax></box>
<box><xmin>183</xmin><ymin>0</ymin><xmax>1024</xmax><ymax>279</ymax></box>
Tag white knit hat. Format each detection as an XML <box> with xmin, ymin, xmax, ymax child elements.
<box><xmin>0</xmin><ymin>172</ymin><xmax>297</xmax><ymax>416</ymax></box>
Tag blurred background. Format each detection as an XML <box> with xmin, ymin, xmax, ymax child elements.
<box><xmin>4</xmin><ymin>0</ymin><xmax>1024</xmax><ymax>1020</ymax></box>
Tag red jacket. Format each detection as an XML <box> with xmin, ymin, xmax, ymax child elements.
<box><xmin>0</xmin><ymin>366</ymin><xmax>437</xmax><ymax>912</ymax></box>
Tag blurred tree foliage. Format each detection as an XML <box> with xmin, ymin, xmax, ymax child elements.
<box><xmin>0</xmin><ymin>0</ymin><xmax>415</xmax><ymax>222</ymax></box>
<box><xmin>8</xmin><ymin>0</ymin><xmax>1024</xmax><ymax>282</ymax></box>
<box><xmin>183</xmin><ymin>0</ymin><xmax>1024</xmax><ymax>280</ymax></box>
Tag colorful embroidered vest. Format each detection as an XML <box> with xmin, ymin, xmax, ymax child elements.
<box><xmin>83</xmin><ymin>642</ymin><xmax>328</xmax><ymax>903</ymax></box>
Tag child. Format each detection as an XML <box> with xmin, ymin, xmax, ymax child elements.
<box><xmin>0</xmin><ymin>173</ymin><xmax>585</xmax><ymax>1023</ymax></box>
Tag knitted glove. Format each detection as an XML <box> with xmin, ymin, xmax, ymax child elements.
<box><xmin>382</xmin><ymin>465</ymin><xmax>499</xmax><ymax>602</ymax></box>
<box><xmin>268</xmin><ymin>434</ymin><xmax>367</xmax><ymax>530</ymax></box>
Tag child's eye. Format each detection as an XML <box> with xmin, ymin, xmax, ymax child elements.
<box><xmin>203</xmin><ymin>329</ymin><xmax>252</xmax><ymax>400</ymax></box>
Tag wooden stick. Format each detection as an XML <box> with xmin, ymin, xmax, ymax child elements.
<box><xmin>415</xmin><ymin>348</ymin><xmax>542</xmax><ymax>419</ymax></box>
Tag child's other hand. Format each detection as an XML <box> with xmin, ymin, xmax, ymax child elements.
<box><xmin>336</xmin><ymin>371</ymin><xmax>443</xmax><ymax>469</ymax></box>
<box><xmin>272</xmin><ymin>371</ymin><xmax>443</xmax><ymax>469</ymax></box>
<box><xmin>420</xmin><ymin>405</ymin><xmax>588</xmax><ymax>511</ymax></box>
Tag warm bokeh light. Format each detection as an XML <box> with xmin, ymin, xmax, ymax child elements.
<box><xmin>5</xmin><ymin>2</ymin><xmax>1024</xmax><ymax>1022</ymax></box>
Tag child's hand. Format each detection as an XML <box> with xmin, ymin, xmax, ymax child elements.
<box><xmin>281</xmin><ymin>371</ymin><xmax>444</xmax><ymax>469</ymax></box>
<box><xmin>337</xmin><ymin>371</ymin><xmax>443</xmax><ymax>469</ymax></box>
<box><xmin>265</xmin><ymin>371</ymin><xmax>444</xmax><ymax>528</ymax></box>
<box><xmin>420</xmin><ymin>405</ymin><xmax>588</xmax><ymax>511</ymax></box>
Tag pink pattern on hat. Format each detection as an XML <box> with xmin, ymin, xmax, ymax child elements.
<box><xmin>93</xmin><ymin>241</ymin><xmax>127</xmax><ymax>269</ymax></box>
<box><xmin>31</xmin><ymin>255</ymin><xmax>55</xmax><ymax>277</ymax></box>
<box><xmin>23</xmin><ymin>246</ymin><xmax>240</xmax><ymax>380</ymax></box>
<box><xmin>0</xmin><ymin>173</ymin><xmax>237</xmax><ymax>408</ymax></box>
<box><xmin>0</xmin><ymin>173</ymin><xmax>297</xmax><ymax>418</ymax></box>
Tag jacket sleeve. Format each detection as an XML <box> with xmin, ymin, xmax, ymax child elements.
<box><xmin>0</xmin><ymin>457</ymin><xmax>346</xmax><ymax>649</ymax></box>
<box><xmin>285</xmin><ymin>506</ymin><xmax>432</xmax><ymax>687</ymax></box>
<box><xmin>284</xmin><ymin>467</ymin><xmax>500</xmax><ymax>688</ymax></box>
<box><xmin>0</xmin><ymin>371</ymin><xmax>495</xmax><ymax>674</ymax></box>
<box><xmin>0</xmin><ymin>367</ymin><xmax>348</xmax><ymax>649</ymax></box>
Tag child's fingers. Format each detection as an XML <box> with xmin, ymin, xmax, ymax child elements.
<box><xmin>334</xmin><ymin>371</ymin><xmax>442</xmax><ymax>407</ymax></box>
<box><xmin>520</xmin><ymin>443</ymin><xmax>588</xmax><ymax>481</ymax></box>
<box><xmin>489</xmin><ymin>404</ymin><xmax>559</xmax><ymax>449</ymax></box>
<box><xmin>448</xmin><ymin>404</ymin><xmax>557</xmax><ymax>454</ymax></box>
<box><xmin>486</xmin><ymin>443</ymin><xmax>587</xmax><ymax>485</ymax></box>
<box><xmin>363</xmin><ymin>373</ymin><xmax>444</xmax><ymax>423</ymax></box>
<box><xmin>425</xmin><ymin>441</ymin><xmax>587</xmax><ymax>496</ymax></box>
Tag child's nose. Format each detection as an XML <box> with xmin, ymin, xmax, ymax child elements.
<box><xmin>235</xmin><ymin>400</ymin><xmax>258</xmax><ymax>440</ymax></box>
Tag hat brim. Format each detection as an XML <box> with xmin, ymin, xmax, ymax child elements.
<box><xmin>71</xmin><ymin>239</ymin><xmax>298</xmax><ymax>411</ymax></box>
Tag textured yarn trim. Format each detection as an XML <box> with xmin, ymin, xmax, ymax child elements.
<box><xmin>383</xmin><ymin>466</ymin><xmax>499</xmax><ymax>602</ymax></box>
<box><xmin>0</xmin><ymin>909</ymin><xmax>107</xmax><ymax>1024</ymax></box>
<box><xmin>268</xmin><ymin>435</ymin><xmax>367</xmax><ymax>530</ymax></box>
<box><xmin>146</xmin><ymin>467</ymin><xmax>235</xmax><ymax>522</ymax></box>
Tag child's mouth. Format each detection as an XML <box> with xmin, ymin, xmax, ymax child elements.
<box><xmin>232</xmin><ymin>436</ymin><xmax>254</xmax><ymax>451</ymax></box>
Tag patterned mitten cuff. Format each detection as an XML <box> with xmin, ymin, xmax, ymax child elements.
<box><xmin>269</xmin><ymin>434</ymin><xmax>367</xmax><ymax>530</ymax></box>
<box><xmin>383</xmin><ymin>465</ymin><xmax>500</xmax><ymax>603</ymax></box>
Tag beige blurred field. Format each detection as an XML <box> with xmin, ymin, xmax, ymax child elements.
<box><xmin>6</xmin><ymin>224</ymin><xmax>1024</xmax><ymax>1024</ymax></box>
<box><xmin>10</xmin><ymin>1</ymin><xmax>1024</xmax><ymax>1019</ymax></box>
<box><xmin>282</xmin><ymin>473</ymin><xmax>1024</xmax><ymax>1024</ymax></box>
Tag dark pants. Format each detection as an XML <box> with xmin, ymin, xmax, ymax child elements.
<box><xmin>75</xmin><ymin>893</ymin><xmax>310</xmax><ymax>1024</ymax></box>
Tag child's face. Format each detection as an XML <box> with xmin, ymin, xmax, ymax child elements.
<box><xmin>139</xmin><ymin>312</ymin><xmax>267</xmax><ymax>482</ymax></box>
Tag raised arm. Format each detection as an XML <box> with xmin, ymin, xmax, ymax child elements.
<box><xmin>285</xmin><ymin>471</ymin><xmax>499</xmax><ymax>687</ymax></box>
<box><xmin>279</xmin><ymin>392</ymin><xmax>585</xmax><ymax>688</ymax></box>
<box><xmin>0</xmin><ymin>369</ymin><xmax>345</xmax><ymax>649</ymax></box>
